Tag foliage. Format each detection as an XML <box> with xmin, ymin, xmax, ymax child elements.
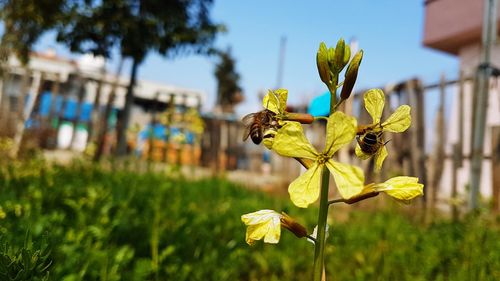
<box><xmin>214</xmin><ymin>48</ymin><xmax>242</xmax><ymax>112</ymax></box>
<box><xmin>0</xmin><ymin>232</ymin><xmax>51</xmax><ymax>281</ymax></box>
<box><xmin>0</xmin><ymin>161</ymin><xmax>499</xmax><ymax>280</ymax></box>
<box><xmin>0</xmin><ymin>0</ymin><xmax>71</xmax><ymax>65</ymax></box>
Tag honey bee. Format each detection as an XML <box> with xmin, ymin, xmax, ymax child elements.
<box><xmin>357</xmin><ymin>131</ymin><xmax>385</xmax><ymax>155</ymax></box>
<box><xmin>242</xmin><ymin>109</ymin><xmax>280</xmax><ymax>144</ymax></box>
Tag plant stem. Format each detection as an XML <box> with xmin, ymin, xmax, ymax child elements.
<box><xmin>312</xmin><ymin>167</ymin><xmax>330</xmax><ymax>281</ymax></box>
<box><xmin>328</xmin><ymin>75</ymin><xmax>339</xmax><ymax>114</ymax></box>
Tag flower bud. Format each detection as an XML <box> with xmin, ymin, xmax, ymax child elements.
<box><xmin>343</xmin><ymin>44</ymin><xmax>351</xmax><ymax>66</ymax></box>
<box><xmin>316</xmin><ymin>42</ymin><xmax>330</xmax><ymax>84</ymax></box>
<box><xmin>333</xmin><ymin>38</ymin><xmax>345</xmax><ymax>72</ymax></box>
<box><xmin>280</xmin><ymin>213</ymin><xmax>308</xmax><ymax>238</ymax></box>
<box><xmin>327</xmin><ymin>47</ymin><xmax>335</xmax><ymax>70</ymax></box>
<box><xmin>340</xmin><ymin>50</ymin><xmax>363</xmax><ymax>101</ymax></box>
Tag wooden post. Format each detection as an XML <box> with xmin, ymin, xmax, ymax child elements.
<box><xmin>457</xmin><ymin>71</ymin><xmax>465</xmax><ymax>168</ymax></box>
<box><xmin>94</xmin><ymin>57</ymin><xmax>124</xmax><ymax>161</ymax></box>
<box><xmin>90</xmin><ymin>73</ymin><xmax>104</xmax><ymax>143</ymax></box>
<box><xmin>70</xmin><ymin>78</ymin><xmax>87</xmax><ymax>149</ymax></box>
<box><xmin>492</xmin><ymin>126</ymin><xmax>500</xmax><ymax>213</ymax></box>
<box><xmin>407</xmin><ymin>79</ymin><xmax>427</xmax><ymax>206</ymax></box>
<box><xmin>451</xmin><ymin>143</ymin><xmax>461</xmax><ymax>220</ymax></box>
<box><xmin>45</xmin><ymin>74</ymin><xmax>61</xmax><ymax>149</ymax></box>
<box><xmin>11</xmin><ymin>70</ymin><xmax>42</xmax><ymax>157</ymax></box>
<box><xmin>431</xmin><ymin>73</ymin><xmax>447</xmax><ymax>210</ymax></box>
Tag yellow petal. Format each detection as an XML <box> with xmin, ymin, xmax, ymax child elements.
<box><xmin>323</xmin><ymin>111</ymin><xmax>357</xmax><ymax>156</ymax></box>
<box><xmin>269</xmin><ymin>122</ymin><xmax>318</xmax><ymax>160</ymax></box>
<box><xmin>263</xmin><ymin>89</ymin><xmax>288</xmax><ymax>114</ymax></box>
<box><xmin>326</xmin><ymin>160</ymin><xmax>364</xmax><ymax>199</ymax></box>
<box><xmin>355</xmin><ymin>143</ymin><xmax>373</xmax><ymax>160</ymax></box>
<box><xmin>262</xmin><ymin>128</ymin><xmax>277</xmax><ymax>150</ymax></box>
<box><xmin>364</xmin><ymin>89</ymin><xmax>385</xmax><ymax>124</ymax></box>
<box><xmin>382</xmin><ymin>105</ymin><xmax>411</xmax><ymax>133</ymax></box>
<box><xmin>241</xmin><ymin>210</ymin><xmax>282</xmax><ymax>245</ymax></box>
<box><xmin>289</xmin><ymin>163</ymin><xmax>323</xmax><ymax>208</ymax></box>
<box><xmin>374</xmin><ymin>145</ymin><xmax>388</xmax><ymax>171</ymax></box>
<box><xmin>373</xmin><ymin>176</ymin><xmax>424</xmax><ymax>203</ymax></box>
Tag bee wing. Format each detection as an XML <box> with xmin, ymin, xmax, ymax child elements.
<box><xmin>241</xmin><ymin>113</ymin><xmax>256</xmax><ymax>126</ymax></box>
<box><xmin>241</xmin><ymin>113</ymin><xmax>256</xmax><ymax>141</ymax></box>
<box><xmin>242</xmin><ymin>126</ymin><xmax>251</xmax><ymax>141</ymax></box>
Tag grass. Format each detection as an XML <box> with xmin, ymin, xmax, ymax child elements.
<box><xmin>0</xmin><ymin>158</ymin><xmax>499</xmax><ymax>280</ymax></box>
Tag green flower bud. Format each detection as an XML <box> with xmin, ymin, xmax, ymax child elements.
<box><xmin>343</xmin><ymin>44</ymin><xmax>351</xmax><ymax>66</ymax></box>
<box><xmin>316</xmin><ymin>42</ymin><xmax>330</xmax><ymax>84</ymax></box>
<box><xmin>333</xmin><ymin>38</ymin><xmax>345</xmax><ymax>72</ymax></box>
<box><xmin>327</xmin><ymin>47</ymin><xmax>335</xmax><ymax>70</ymax></box>
<box><xmin>340</xmin><ymin>50</ymin><xmax>363</xmax><ymax>101</ymax></box>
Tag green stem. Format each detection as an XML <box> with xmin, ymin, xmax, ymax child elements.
<box><xmin>328</xmin><ymin>75</ymin><xmax>339</xmax><ymax>114</ymax></box>
<box><xmin>312</xmin><ymin>167</ymin><xmax>330</xmax><ymax>281</ymax></box>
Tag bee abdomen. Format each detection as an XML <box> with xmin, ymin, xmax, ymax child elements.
<box><xmin>250</xmin><ymin>124</ymin><xmax>263</xmax><ymax>144</ymax></box>
<box><xmin>358</xmin><ymin>132</ymin><xmax>381</xmax><ymax>154</ymax></box>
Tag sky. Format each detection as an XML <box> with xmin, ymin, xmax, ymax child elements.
<box><xmin>34</xmin><ymin>0</ymin><xmax>459</xmax><ymax>116</ymax></box>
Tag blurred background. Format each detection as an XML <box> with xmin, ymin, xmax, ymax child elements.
<box><xmin>0</xmin><ymin>0</ymin><xmax>500</xmax><ymax>280</ymax></box>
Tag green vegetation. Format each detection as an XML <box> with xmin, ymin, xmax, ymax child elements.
<box><xmin>0</xmin><ymin>160</ymin><xmax>499</xmax><ymax>280</ymax></box>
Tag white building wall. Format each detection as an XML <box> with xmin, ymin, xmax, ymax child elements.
<box><xmin>439</xmin><ymin>42</ymin><xmax>500</xmax><ymax>200</ymax></box>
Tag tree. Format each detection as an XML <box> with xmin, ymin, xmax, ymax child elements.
<box><xmin>0</xmin><ymin>0</ymin><xmax>71</xmax><ymax>65</ymax></box>
<box><xmin>214</xmin><ymin>48</ymin><xmax>242</xmax><ymax>113</ymax></box>
<box><xmin>57</xmin><ymin>0</ymin><xmax>222</xmax><ymax>156</ymax></box>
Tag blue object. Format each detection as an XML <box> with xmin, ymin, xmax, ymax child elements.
<box><xmin>308</xmin><ymin>91</ymin><xmax>331</xmax><ymax>117</ymax></box>
<box><xmin>186</xmin><ymin>132</ymin><xmax>194</xmax><ymax>144</ymax></box>
<box><xmin>39</xmin><ymin>91</ymin><xmax>52</xmax><ymax>116</ymax></box>
<box><xmin>63</xmin><ymin>99</ymin><xmax>78</xmax><ymax>120</ymax></box>
<box><xmin>139</xmin><ymin>124</ymin><xmax>167</xmax><ymax>141</ymax></box>
<box><xmin>79</xmin><ymin>102</ymin><xmax>93</xmax><ymax>122</ymax></box>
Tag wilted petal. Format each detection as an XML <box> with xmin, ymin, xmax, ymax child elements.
<box><xmin>374</xmin><ymin>145</ymin><xmax>388</xmax><ymax>171</ymax></box>
<box><xmin>289</xmin><ymin>163</ymin><xmax>323</xmax><ymax>208</ymax></box>
<box><xmin>326</xmin><ymin>160</ymin><xmax>364</xmax><ymax>199</ymax></box>
<box><xmin>373</xmin><ymin>176</ymin><xmax>424</xmax><ymax>203</ymax></box>
<box><xmin>307</xmin><ymin>224</ymin><xmax>329</xmax><ymax>244</ymax></box>
<box><xmin>355</xmin><ymin>143</ymin><xmax>373</xmax><ymax>160</ymax></box>
<box><xmin>241</xmin><ymin>210</ymin><xmax>282</xmax><ymax>245</ymax></box>
<box><xmin>382</xmin><ymin>105</ymin><xmax>411</xmax><ymax>133</ymax></box>
<box><xmin>269</xmin><ymin>122</ymin><xmax>318</xmax><ymax>160</ymax></box>
<box><xmin>323</xmin><ymin>111</ymin><xmax>357</xmax><ymax>156</ymax></box>
<box><xmin>364</xmin><ymin>89</ymin><xmax>385</xmax><ymax>124</ymax></box>
<box><xmin>263</xmin><ymin>89</ymin><xmax>288</xmax><ymax>114</ymax></box>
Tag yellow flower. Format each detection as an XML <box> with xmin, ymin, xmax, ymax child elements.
<box><xmin>356</xmin><ymin>89</ymin><xmax>411</xmax><ymax>170</ymax></box>
<box><xmin>263</xmin><ymin>89</ymin><xmax>288</xmax><ymax>115</ymax></box>
<box><xmin>360</xmin><ymin>176</ymin><xmax>424</xmax><ymax>204</ymax></box>
<box><xmin>241</xmin><ymin>210</ymin><xmax>283</xmax><ymax>245</ymax></box>
<box><xmin>265</xmin><ymin>111</ymin><xmax>364</xmax><ymax>208</ymax></box>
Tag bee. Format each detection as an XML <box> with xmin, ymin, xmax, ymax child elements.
<box><xmin>357</xmin><ymin>131</ymin><xmax>385</xmax><ymax>155</ymax></box>
<box><xmin>242</xmin><ymin>109</ymin><xmax>280</xmax><ymax>144</ymax></box>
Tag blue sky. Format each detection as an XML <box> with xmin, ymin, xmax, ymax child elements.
<box><xmin>35</xmin><ymin>0</ymin><xmax>459</xmax><ymax>115</ymax></box>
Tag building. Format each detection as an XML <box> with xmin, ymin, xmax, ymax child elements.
<box><xmin>423</xmin><ymin>0</ymin><xmax>500</xmax><ymax>200</ymax></box>
<box><xmin>0</xmin><ymin>50</ymin><xmax>205</xmax><ymax>152</ymax></box>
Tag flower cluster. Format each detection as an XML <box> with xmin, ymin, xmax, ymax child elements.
<box><xmin>241</xmin><ymin>89</ymin><xmax>423</xmax><ymax>245</ymax></box>
<box><xmin>240</xmin><ymin>40</ymin><xmax>423</xmax><ymax>250</ymax></box>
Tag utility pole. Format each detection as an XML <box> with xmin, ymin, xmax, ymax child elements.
<box><xmin>275</xmin><ymin>36</ymin><xmax>287</xmax><ymax>89</ymax></box>
<box><xmin>469</xmin><ymin>0</ymin><xmax>497</xmax><ymax>210</ymax></box>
